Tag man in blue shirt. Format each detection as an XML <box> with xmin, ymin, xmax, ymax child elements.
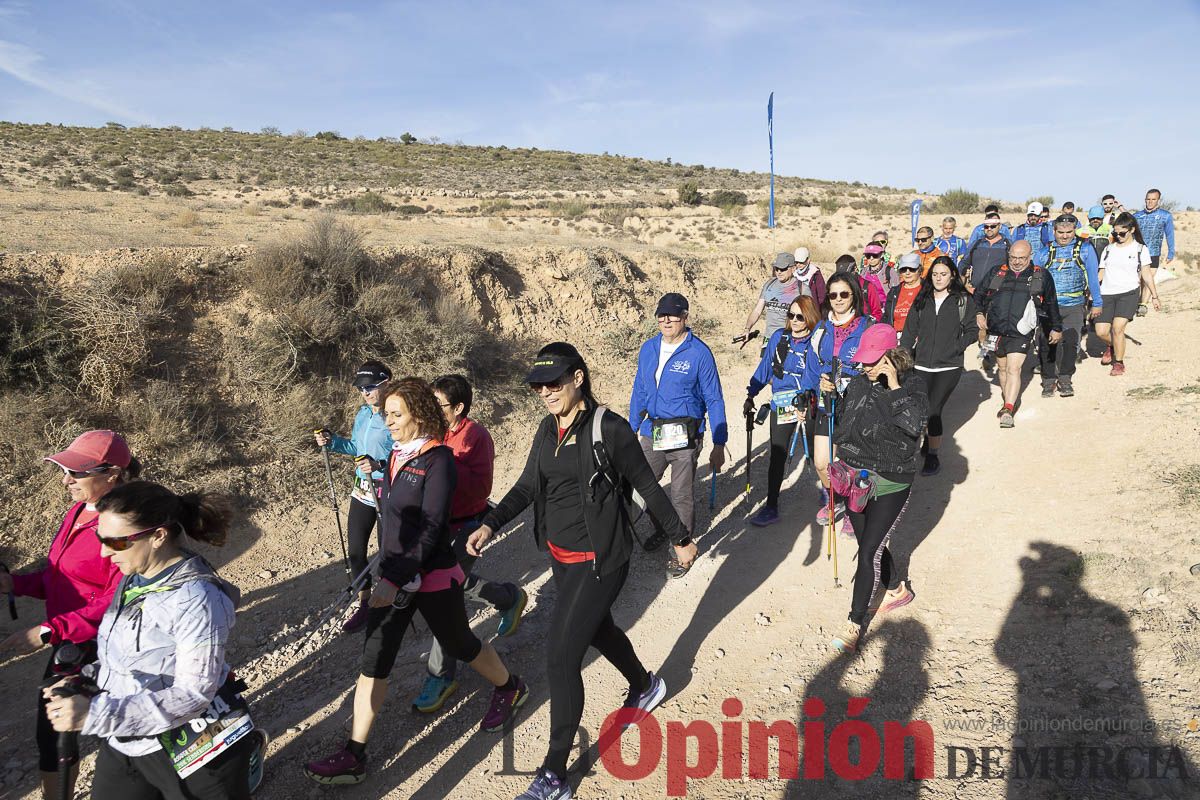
<box><xmin>1012</xmin><ymin>202</ymin><xmax>1053</xmax><ymax>264</ymax></box>
<box><xmin>936</xmin><ymin>216</ymin><xmax>968</xmax><ymax>265</ymax></box>
<box><xmin>967</xmin><ymin>204</ymin><xmax>1013</xmax><ymax>248</ymax></box>
<box><xmin>629</xmin><ymin>292</ymin><xmax>727</xmax><ymax>577</ymax></box>
<box><xmin>1038</xmin><ymin>216</ymin><xmax>1102</xmax><ymax>398</ymax></box>
<box><xmin>1133</xmin><ymin>188</ymin><xmax>1176</xmax><ymax>316</ymax></box>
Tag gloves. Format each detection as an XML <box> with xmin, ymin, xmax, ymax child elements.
<box><xmin>743</xmin><ymin>397</ymin><xmax>755</xmax><ymax>417</ymax></box>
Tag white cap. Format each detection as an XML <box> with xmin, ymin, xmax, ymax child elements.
<box><xmin>793</xmin><ymin>246</ymin><xmax>810</xmax><ymax>263</ymax></box>
<box><xmin>1027</xmin><ymin>202</ymin><xmax>1045</xmax><ymax>215</ymax></box>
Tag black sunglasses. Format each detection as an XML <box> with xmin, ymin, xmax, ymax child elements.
<box><xmin>64</xmin><ymin>464</ymin><xmax>114</xmax><ymax>479</ymax></box>
<box><xmin>94</xmin><ymin>524</ymin><xmax>162</xmax><ymax>552</ymax></box>
<box><xmin>828</xmin><ymin>290</ymin><xmax>853</xmax><ymax>300</ymax></box>
<box><xmin>773</xmin><ymin>265</ymin><xmax>793</xmax><ymax>272</ymax></box>
<box><xmin>786</xmin><ymin>312</ymin><xmax>807</xmax><ymax>321</ymax></box>
<box><xmin>897</xmin><ymin>266</ymin><xmax>920</xmax><ymax>273</ymax></box>
<box><xmin>358</xmin><ymin>382</ymin><xmax>386</xmax><ymax>393</ymax></box>
<box><xmin>915</xmin><ymin>236</ymin><xmax>932</xmax><ymax>243</ymax></box>
<box><xmin>529</xmin><ymin>380</ymin><xmax>566</xmax><ymax>392</ymax></box>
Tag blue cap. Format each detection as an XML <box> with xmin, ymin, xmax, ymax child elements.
<box><xmin>1088</xmin><ymin>205</ymin><xmax>1104</xmax><ymax>220</ymax></box>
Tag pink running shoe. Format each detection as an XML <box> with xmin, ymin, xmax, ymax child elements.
<box><xmin>304</xmin><ymin>747</ymin><xmax>366</xmax><ymax>785</ymax></box>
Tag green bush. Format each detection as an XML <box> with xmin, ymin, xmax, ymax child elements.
<box><xmin>396</xmin><ymin>204</ymin><xmax>427</xmax><ymax>215</ymax></box>
<box><xmin>53</xmin><ymin>174</ymin><xmax>76</xmax><ymax>189</ymax></box>
<box><xmin>549</xmin><ymin>200</ymin><xmax>588</xmax><ymax>219</ymax></box>
<box><xmin>678</xmin><ymin>181</ymin><xmax>703</xmax><ymax>206</ymax></box>
<box><xmin>936</xmin><ymin>188</ymin><xmax>980</xmax><ymax>214</ymax></box>
<box><xmin>708</xmin><ymin>189</ymin><xmax>748</xmax><ymax>208</ymax></box>
<box><xmin>164</xmin><ymin>183</ymin><xmax>193</xmax><ymax>197</ymax></box>
<box><xmin>331</xmin><ymin>192</ymin><xmax>395</xmax><ymax>214</ymax></box>
<box><xmin>1027</xmin><ymin>195</ymin><xmax>1054</xmax><ymax>209</ymax></box>
<box><xmin>819</xmin><ymin>197</ymin><xmax>840</xmax><ymax>215</ymax></box>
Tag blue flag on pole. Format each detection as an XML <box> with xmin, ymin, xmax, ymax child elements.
<box><xmin>767</xmin><ymin>92</ymin><xmax>775</xmax><ymax>229</ymax></box>
<box><xmin>910</xmin><ymin>199</ymin><xmax>923</xmax><ymax>245</ymax></box>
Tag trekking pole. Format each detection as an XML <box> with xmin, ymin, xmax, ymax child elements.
<box><xmin>827</xmin><ymin>362</ymin><xmax>841</xmax><ymax>588</ymax></box>
<box><xmin>743</xmin><ymin>405</ymin><xmax>755</xmax><ymax>504</ymax></box>
<box><xmin>709</xmin><ymin>468</ymin><xmax>717</xmax><ymax>511</ymax></box>
<box><xmin>47</xmin><ymin>643</ymin><xmax>97</xmax><ymax>800</ymax></box>
<box><xmin>316</xmin><ymin>432</ymin><xmax>351</xmax><ymax>578</ymax></box>
<box><xmin>292</xmin><ymin>555</ymin><xmax>379</xmax><ymax>655</ymax></box>
<box><xmin>0</xmin><ymin>562</ymin><xmax>16</xmax><ymax>620</ymax></box>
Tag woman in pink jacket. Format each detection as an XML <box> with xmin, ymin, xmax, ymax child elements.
<box><xmin>0</xmin><ymin>430</ymin><xmax>140</xmax><ymax>800</ymax></box>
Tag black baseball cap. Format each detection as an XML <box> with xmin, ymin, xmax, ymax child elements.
<box><xmin>655</xmin><ymin>292</ymin><xmax>689</xmax><ymax>317</ymax></box>
<box><xmin>525</xmin><ymin>343</ymin><xmax>583</xmax><ymax>384</ymax></box>
<box><xmin>353</xmin><ymin>360</ymin><xmax>392</xmax><ymax>388</ymax></box>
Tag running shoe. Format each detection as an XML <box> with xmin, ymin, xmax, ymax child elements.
<box><xmin>497</xmin><ymin>588</ymin><xmax>528</xmax><ymax>638</ymax></box>
<box><xmin>831</xmin><ymin>622</ymin><xmax>862</xmax><ymax>654</ymax></box>
<box><xmin>1041</xmin><ymin>381</ymin><xmax>1056</xmax><ymax>398</ymax></box>
<box><xmin>749</xmin><ymin>506</ymin><xmax>780</xmax><ymax>527</ymax></box>
<box><xmin>412</xmin><ymin>674</ymin><xmax>459</xmax><ymax>714</ymax></box>
<box><xmin>247</xmin><ymin>729</ymin><xmax>269</xmax><ymax>794</ymax></box>
<box><xmin>1136</xmin><ymin>303</ymin><xmax>1148</xmax><ymax>317</ymax></box>
<box><xmin>999</xmin><ymin>410</ymin><xmax>1015</xmax><ymax>428</ymax></box>
<box><xmin>920</xmin><ymin>453</ymin><xmax>941</xmax><ymax>477</ymax></box>
<box><xmin>1057</xmin><ymin>381</ymin><xmax>1074</xmax><ymax>397</ymax></box>
<box><xmin>840</xmin><ymin>515</ymin><xmax>855</xmax><ymax>537</ymax></box>
<box><xmin>481</xmin><ymin>678</ymin><xmax>528</xmax><ymax>732</ymax></box>
<box><xmin>515</xmin><ymin>768</ymin><xmax>572</xmax><ymax>800</ymax></box>
<box><xmin>341</xmin><ymin>601</ymin><xmax>368</xmax><ymax>633</ymax></box>
<box><xmin>304</xmin><ymin>747</ymin><xmax>366</xmax><ymax>785</ymax></box>
<box><xmin>666</xmin><ymin>551</ymin><xmax>690</xmax><ymax>579</ymax></box>
<box><xmin>996</xmin><ymin>405</ymin><xmax>1008</xmax><ymax>419</ymax></box>
<box><xmin>1110</xmin><ymin>362</ymin><xmax>1126</xmax><ymax>376</ymax></box>
<box><xmin>642</xmin><ymin>529</ymin><xmax>669</xmax><ymax>552</ymax></box>
<box><xmin>622</xmin><ymin>672</ymin><xmax>667</xmax><ymax>723</ymax></box>
<box><xmin>879</xmin><ymin>583</ymin><xmax>916</xmax><ymax>613</ymax></box>
<box><xmin>1101</xmin><ymin>346</ymin><xmax>1113</xmax><ymax>365</ymax></box>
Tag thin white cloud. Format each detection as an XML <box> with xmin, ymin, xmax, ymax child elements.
<box><xmin>0</xmin><ymin>39</ymin><xmax>151</xmax><ymax>122</ymax></box>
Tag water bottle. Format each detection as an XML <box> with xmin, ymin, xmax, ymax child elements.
<box><xmin>853</xmin><ymin>470</ymin><xmax>871</xmax><ymax>490</ymax></box>
<box><xmin>392</xmin><ymin>574</ymin><xmax>422</xmax><ymax>609</ymax></box>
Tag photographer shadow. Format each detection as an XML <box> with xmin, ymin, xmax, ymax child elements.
<box><xmin>995</xmin><ymin>542</ymin><xmax>1194</xmax><ymax>799</ymax></box>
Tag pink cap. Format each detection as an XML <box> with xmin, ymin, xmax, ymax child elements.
<box><xmin>44</xmin><ymin>430</ymin><xmax>132</xmax><ymax>471</ymax></box>
<box><xmin>854</xmin><ymin>324</ymin><xmax>899</xmax><ymax>365</ymax></box>
<box><xmin>863</xmin><ymin>243</ymin><xmax>885</xmax><ymax>256</ymax></box>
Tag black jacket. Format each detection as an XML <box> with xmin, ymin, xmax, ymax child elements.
<box><xmin>899</xmin><ymin>291</ymin><xmax>979</xmax><ymax>369</ymax></box>
<box><xmin>833</xmin><ymin>373</ymin><xmax>928</xmax><ymax>479</ymax></box>
<box><xmin>482</xmin><ymin>405</ymin><xmax>687</xmax><ymax>576</ymax></box>
<box><xmin>973</xmin><ymin>265</ymin><xmax>1062</xmax><ymax>337</ymax></box>
<box><xmin>378</xmin><ymin>444</ymin><xmax>459</xmax><ymax>587</ymax></box>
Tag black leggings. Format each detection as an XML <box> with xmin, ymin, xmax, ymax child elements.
<box><xmin>360</xmin><ymin>582</ymin><xmax>483</xmax><ymax>679</ymax></box>
<box><xmin>347</xmin><ymin>497</ymin><xmax>377</xmax><ymax>590</ymax></box>
<box><xmin>765</xmin><ymin>408</ymin><xmax>813</xmax><ymax>509</ymax></box>
<box><xmin>846</xmin><ymin>485</ymin><xmax>912</xmax><ymax>625</ymax></box>
<box><xmin>544</xmin><ymin>558</ymin><xmax>647</xmax><ymax>777</ymax></box>
<box><xmin>917</xmin><ymin>368</ymin><xmax>963</xmax><ymax>438</ymax></box>
<box><xmin>89</xmin><ymin>733</ymin><xmax>253</xmax><ymax>800</ymax></box>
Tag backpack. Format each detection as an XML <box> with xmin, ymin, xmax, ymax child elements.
<box><xmin>986</xmin><ymin>265</ymin><xmax>1046</xmax><ymax>302</ymax></box>
<box><xmin>810</xmin><ymin>316</ymin><xmax>872</xmax><ymax>368</ymax></box>
<box><xmin>1045</xmin><ymin>239</ymin><xmax>1086</xmax><ymax>272</ymax></box>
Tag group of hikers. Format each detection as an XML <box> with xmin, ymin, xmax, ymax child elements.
<box><xmin>0</xmin><ymin>187</ymin><xmax>1174</xmax><ymax>800</ymax></box>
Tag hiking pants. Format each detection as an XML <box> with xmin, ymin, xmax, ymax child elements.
<box><xmin>639</xmin><ymin>436</ymin><xmax>701</xmax><ymax>536</ymax></box>
<box><xmin>846</xmin><ymin>485</ymin><xmax>912</xmax><ymax>625</ymax></box>
<box><xmin>766</xmin><ymin>407</ymin><xmax>813</xmax><ymax>509</ymax></box>
<box><xmin>1039</xmin><ymin>305</ymin><xmax>1085</xmax><ymax>385</ymax></box>
<box><xmin>916</xmin><ymin>368</ymin><xmax>963</xmax><ymax>438</ymax></box>
<box><xmin>427</xmin><ymin>518</ymin><xmax>519</xmax><ymax>680</ymax></box>
<box><xmin>544</xmin><ymin>558</ymin><xmax>646</xmax><ymax>777</ymax></box>
<box><xmin>90</xmin><ymin>735</ymin><xmax>254</xmax><ymax>800</ymax></box>
<box><xmin>361</xmin><ymin>582</ymin><xmax>482</xmax><ymax>679</ymax></box>
<box><xmin>347</xmin><ymin>497</ymin><xmax>377</xmax><ymax>591</ymax></box>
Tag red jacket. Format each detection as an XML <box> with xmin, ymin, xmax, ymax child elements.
<box><xmin>444</xmin><ymin>417</ymin><xmax>495</xmax><ymax>520</ymax></box>
<box><xmin>11</xmin><ymin>503</ymin><xmax>121</xmax><ymax>644</ymax></box>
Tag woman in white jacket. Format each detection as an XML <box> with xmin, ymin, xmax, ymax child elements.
<box><xmin>44</xmin><ymin>481</ymin><xmax>259</xmax><ymax>799</ymax></box>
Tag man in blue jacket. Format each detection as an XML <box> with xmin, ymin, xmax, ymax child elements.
<box><xmin>1134</xmin><ymin>188</ymin><xmax>1176</xmax><ymax>316</ymax></box>
<box><xmin>629</xmin><ymin>293</ymin><xmax>727</xmax><ymax>577</ymax></box>
<box><xmin>966</xmin><ymin>204</ymin><xmax>1013</xmax><ymax>248</ymax></box>
<box><xmin>1012</xmin><ymin>202</ymin><xmax>1053</xmax><ymax>265</ymax></box>
<box><xmin>1038</xmin><ymin>216</ymin><xmax>1102</xmax><ymax>398</ymax></box>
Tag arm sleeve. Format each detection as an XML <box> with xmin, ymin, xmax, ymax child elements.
<box><xmin>958</xmin><ymin>296</ymin><xmax>980</xmax><ymax>353</ymax></box>
<box><xmin>10</xmin><ymin>569</ymin><xmax>48</xmax><ymax>601</ymax></box>
<box><xmin>454</xmin><ymin>426</ymin><xmax>494</xmax><ymax>491</ymax></box>
<box><xmin>747</xmin><ymin>331</ymin><xmax>777</xmax><ymax>398</ymax></box>
<box><xmin>898</xmin><ymin>306</ymin><xmax>918</xmax><ymax>350</ymax></box>
<box><xmin>379</xmin><ymin>449</ymin><xmax>456</xmax><ymax>587</ymax></box>
<box><xmin>888</xmin><ymin>381</ymin><xmax>930</xmax><ymax>438</ymax></box>
<box><xmin>628</xmin><ymin>346</ymin><xmax>649</xmax><ymax>433</ymax></box>
<box><xmin>810</xmin><ymin>270</ymin><xmax>827</xmax><ymax>306</ymax></box>
<box><xmin>1041</xmin><ymin>273</ymin><xmax>1063</xmax><ymax>331</ymax></box>
<box><xmin>480</xmin><ymin>424</ymin><xmax>543</xmax><ymax>532</ymax></box>
<box><xmin>1083</xmin><ymin>246</ymin><xmax>1102</xmax><ymax>307</ymax></box>
<box><xmin>607</xmin><ymin>417</ymin><xmax>689</xmax><ymax>542</ymax></box>
<box><xmin>328</xmin><ymin>433</ymin><xmax>355</xmax><ymax>456</ymax></box>
<box><xmin>44</xmin><ymin>566</ymin><xmax>121</xmax><ymax>644</ymax></box>
<box><xmin>698</xmin><ymin>348</ymin><xmax>728</xmax><ymax>446</ymax></box>
<box><xmin>82</xmin><ymin>585</ymin><xmax>231</xmax><ymax>738</ymax></box>
<box><xmin>1165</xmin><ymin>214</ymin><xmax>1176</xmax><ymax>260</ymax></box>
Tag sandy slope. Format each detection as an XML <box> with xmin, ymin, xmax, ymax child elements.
<box><xmin>4</xmin><ymin>267</ymin><xmax>1197</xmax><ymax>800</ymax></box>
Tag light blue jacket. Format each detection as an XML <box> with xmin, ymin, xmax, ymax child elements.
<box><xmin>630</xmin><ymin>331</ymin><xmax>728</xmax><ymax>445</ymax></box>
<box><xmin>328</xmin><ymin>404</ymin><xmax>393</xmax><ymax>484</ymax></box>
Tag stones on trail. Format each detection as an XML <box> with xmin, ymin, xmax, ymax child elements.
<box><xmin>258</xmin><ymin>569</ymin><xmax>275</xmax><ymax>579</ymax></box>
<box><xmin>1140</xmin><ymin>586</ymin><xmax>1168</xmax><ymax>605</ymax></box>
<box><xmin>756</xmin><ymin>613</ymin><xmax>771</xmax><ymax>626</ymax></box>
<box><xmin>714</xmin><ymin>647</ymin><xmax>725</xmax><ymax>659</ymax></box>
<box><xmin>1190</xmin><ymin>563</ymin><xmax>1200</xmax><ymax>577</ymax></box>
<box><xmin>1095</xmin><ymin>678</ymin><xmax>1119</xmax><ymax>691</ymax></box>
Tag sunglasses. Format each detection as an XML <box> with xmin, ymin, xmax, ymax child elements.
<box><xmin>915</xmin><ymin>236</ymin><xmax>932</xmax><ymax>243</ymax></box>
<box><xmin>983</xmin><ymin>224</ymin><xmax>1000</xmax><ymax>230</ymax></box>
<box><xmin>773</xmin><ymin>265</ymin><xmax>793</xmax><ymax>272</ymax></box>
<box><xmin>94</xmin><ymin>524</ymin><xmax>163</xmax><ymax>551</ymax></box>
<box><xmin>786</xmin><ymin>312</ymin><xmax>808</xmax><ymax>321</ymax></box>
<box><xmin>864</xmin><ymin>253</ymin><xmax>882</xmax><ymax>259</ymax></box>
<box><xmin>358</xmin><ymin>382</ymin><xmax>386</xmax><ymax>393</ymax></box>
<box><xmin>1112</xmin><ymin>230</ymin><xmax>1130</xmax><ymax>238</ymax></box>
<box><xmin>898</xmin><ymin>266</ymin><xmax>920</xmax><ymax>273</ymax></box>
<box><xmin>829</xmin><ymin>291</ymin><xmax>853</xmax><ymax>300</ymax></box>
<box><xmin>529</xmin><ymin>380</ymin><xmax>566</xmax><ymax>393</ymax></box>
<box><xmin>64</xmin><ymin>464</ymin><xmax>113</xmax><ymax>479</ymax></box>
<box><xmin>656</xmin><ymin>314</ymin><xmax>682</xmax><ymax>322</ymax></box>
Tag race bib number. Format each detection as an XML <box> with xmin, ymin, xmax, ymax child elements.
<box><xmin>772</xmin><ymin>390</ymin><xmax>800</xmax><ymax>425</ymax></box>
<box><xmin>350</xmin><ymin>471</ymin><xmax>377</xmax><ymax>507</ymax></box>
<box><xmin>158</xmin><ymin>684</ymin><xmax>255</xmax><ymax>779</ymax></box>
<box><xmin>652</xmin><ymin>421</ymin><xmax>690</xmax><ymax>452</ymax></box>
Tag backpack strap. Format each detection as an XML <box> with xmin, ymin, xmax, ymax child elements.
<box><xmin>590</xmin><ymin>406</ymin><xmax>646</xmax><ymax>514</ymax></box>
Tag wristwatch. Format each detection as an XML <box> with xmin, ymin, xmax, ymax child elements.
<box><xmin>675</xmin><ymin>536</ymin><xmax>694</xmax><ymax>548</ymax></box>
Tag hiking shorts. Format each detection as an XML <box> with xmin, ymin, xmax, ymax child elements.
<box><xmin>1150</xmin><ymin>255</ymin><xmax>1161</xmax><ymax>270</ymax></box>
<box><xmin>1098</xmin><ymin>289</ymin><xmax>1139</xmax><ymax>324</ymax></box>
<box><xmin>995</xmin><ymin>332</ymin><xmax>1034</xmax><ymax>357</ymax></box>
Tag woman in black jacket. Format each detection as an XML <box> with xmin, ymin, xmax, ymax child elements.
<box><xmin>898</xmin><ymin>256</ymin><xmax>979</xmax><ymax>476</ymax></box>
<box><xmin>825</xmin><ymin>325</ymin><xmax>928</xmax><ymax>655</ymax></box>
<box><xmin>469</xmin><ymin>342</ymin><xmax>697</xmax><ymax>800</ymax></box>
<box><xmin>305</xmin><ymin>378</ymin><xmax>524</xmax><ymax>786</ymax></box>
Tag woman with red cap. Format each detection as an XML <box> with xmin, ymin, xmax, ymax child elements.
<box><xmin>0</xmin><ymin>430</ymin><xmax>141</xmax><ymax>800</ymax></box>
<box><xmin>822</xmin><ymin>327</ymin><xmax>928</xmax><ymax>655</ymax></box>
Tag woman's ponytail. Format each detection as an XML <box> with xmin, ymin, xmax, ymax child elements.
<box><xmin>96</xmin><ymin>481</ymin><xmax>234</xmax><ymax>547</ymax></box>
<box><xmin>177</xmin><ymin>492</ymin><xmax>233</xmax><ymax>547</ymax></box>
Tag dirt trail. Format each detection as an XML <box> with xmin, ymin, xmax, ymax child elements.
<box><xmin>3</xmin><ymin>272</ymin><xmax>1199</xmax><ymax>800</ymax></box>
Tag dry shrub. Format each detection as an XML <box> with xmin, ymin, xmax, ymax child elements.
<box><xmin>174</xmin><ymin>209</ymin><xmax>202</xmax><ymax>228</ymax></box>
<box><xmin>115</xmin><ymin>380</ymin><xmax>227</xmax><ymax>478</ymax></box>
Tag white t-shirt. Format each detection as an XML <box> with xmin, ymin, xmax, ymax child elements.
<box><xmin>655</xmin><ymin>339</ymin><xmax>683</xmax><ymax>384</ymax></box>
<box><xmin>1099</xmin><ymin>242</ymin><xmax>1150</xmax><ymax>296</ymax></box>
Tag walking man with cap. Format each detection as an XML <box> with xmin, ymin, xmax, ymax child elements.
<box><xmin>936</xmin><ymin>216</ymin><xmax>967</xmax><ymax>265</ymax></box>
<box><xmin>1038</xmin><ymin>215</ymin><xmax>1102</xmax><ymax>398</ymax></box>
<box><xmin>1077</xmin><ymin>206</ymin><xmax>1112</xmax><ymax>260</ymax></box>
<box><xmin>1013</xmin><ymin>202</ymin><xmax>1053</xmax><ymax>264</ymax></box>
<box><xmin>793</xmin><ymin>246</ymin><xmax>826</xmax><ymax>307</ymax></box>
<box><xmin>967</xmin><ymin>204</ymin><xmax>1013</xmax><ymax>248</ymax></box>
<box><xmin>914</xmin><ymin>226</ymin><xmax>941</xmax><ymax>277</ymax></box>
<box><xmin>630</xmin><ymin>293</ymin><xmax>728</xmax><ymax>577</ymax></box>
<box><xmin>742</xmin><ymin>252</ymin><xmax>812</xmax><ymax>345</ymax></box>
<box><xmin>961</xmin><ymin>214</ymin><xmax>1010</xmax><ymax>295</ymax></box>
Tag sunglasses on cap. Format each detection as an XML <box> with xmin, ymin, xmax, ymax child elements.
<box><xmin>828</xmin><ymin>290</ymin><xmax>853</xmax><ymax>300</ymax></box>
<box><xmin>64</xmin><ymin>464</ymin><xmax>114</xmax><ymax>479</ymax></box>
<box><xmin>897</xmin><ymin>265</ymin><xmax>920</xmax><ymax>273</ymax></box>
<box><xmin>94</xmin><ymin>524</ymin><xmax>164</xmax><ymax>552</ymax></box>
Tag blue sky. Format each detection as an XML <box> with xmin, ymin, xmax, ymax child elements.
<box><xmin>2</xmin><ymin>0</ymin><xmax>1198</xmax><ymax>207</ymax></box>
